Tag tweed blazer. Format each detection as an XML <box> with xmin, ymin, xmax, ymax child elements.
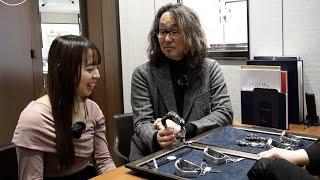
<box><xmin>129</xmin><ymin>58</ymin><xmax>233</xmax><ymax>161</ymax></box>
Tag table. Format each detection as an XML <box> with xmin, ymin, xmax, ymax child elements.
<box><xmin>92</xmin><ymin>121</ymin><xmax>320</xmax><ymax>179</ymax></box>
<box><xmin>233</xmin><ymin>119</ymin><xmax>320</xmax><ymax>137</ymax></box>
<box><xmin>91</xmin><ymin>166</ymin><xmax>143</xmax><ymax>180</ymax></box>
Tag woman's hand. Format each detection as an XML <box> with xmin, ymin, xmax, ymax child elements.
<box><xmin>258</xmin><ymin>148</ymin><xmax>309</xmax><ymax>165</ymax></box>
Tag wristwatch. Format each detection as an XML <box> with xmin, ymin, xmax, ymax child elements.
<box><xmin>179</xmin><ymin>125</ymin><xmax>186</xmax><ymax>142</ymax></box>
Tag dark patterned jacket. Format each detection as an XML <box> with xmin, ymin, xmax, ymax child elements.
<box><xmin>129</xmin><ymin>58</ymin><xmax>233</xmax><ymax>161</ymax></box>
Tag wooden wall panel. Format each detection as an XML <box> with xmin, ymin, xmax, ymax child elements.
<box><xmin>29</xmin><ymin>0</ymin><xmax>44</xmax><ymax>99</ymax></box>
<box><xmin>84</xmin><ymin>0</ymin><xmax>123</xmax><ymax>162</ymax></box>
<box><xmin>101</xmin><ymin>0</ymin><xmax>123</xmax><ymax>141</ymax></box>
<box><xmin>0</xmin><ymin>1</ymin><xmax>35</xmax><ymax>146</ymax></box>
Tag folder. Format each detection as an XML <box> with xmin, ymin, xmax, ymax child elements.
<box><xmin>241</xmin><ymin>88</ymin><xmax>288</xmax><ymax>130</ymax></box>
<box><xmin>240</xmin><ymin>65</ymin><xmax>282</xmax><ymax>92</ymax></box>
<box><xmin>247</xmin><ymin>57</ymin><xmax>304</xmax><ymax>124</ymax></box>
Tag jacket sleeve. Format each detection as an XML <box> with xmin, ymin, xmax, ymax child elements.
<box><xmin>247</xmin><ymin>158</ymin><xmax>314</xmax><ymax>180</ymax></box>
<box><xmin>305</xmin><ymin>139</ymin><xmax>320</xmax><ymax>175</ymax></box>
<box><xmin>16</xmin><ymin>146</ymin><xmax>44</xmax><ymax>180</ymax></box>
<box><xmin>131</xmin><ymin>66</ymin><xmax>158</xmax><ymax>153</ymax></box>
<box><xmin>93</xmin><ymin>108</ymin><xmax>116</xmax><ymax>174</ymax></box>
<box><xmin>191</xmin><ymin>59</ymin><xmax>233</xmax><ymax>134</ymax></box>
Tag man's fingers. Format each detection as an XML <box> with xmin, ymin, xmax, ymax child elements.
<box><xmin>159</xmin><ymin>141</ymin><xmax>174</xmax><ymax>149</ymax></box>
<box><xmin>157</xmin><ymin>128</ymin><xmax>176</xmax><ymax>149</ymax></box>
<box><xmin>159</xmin><ymin>127</ymin><xmax>172</xmax><ymax>134</ymax></box>
<box><xmin>154</xmin><ymin>118</ymin><xmax>165</xmax><ymax>129</ymax></box>
<box><xmin>154</xmin><ymin>118</ymin><xmax>162</xmax><ymax>126</ymax></box>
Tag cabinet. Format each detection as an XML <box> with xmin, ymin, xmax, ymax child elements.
<box><xmin>0</xmin><ymin>1</ymin><xmax>42</xmax><ymax>146</ymax></box>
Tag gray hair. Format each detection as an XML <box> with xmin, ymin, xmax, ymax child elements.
<box><xmin>147</xmin><ymin>3</ymin><xmax>207</xmax><ymax>68</ymax></box>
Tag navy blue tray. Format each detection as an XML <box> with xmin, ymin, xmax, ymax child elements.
<box><xmin>140</xmin><ymin>146</ymin><xmax>256</xmax><ymax>180</ymax></box>
<box><xmin>194</xmin><ymin>126</ymin><xmax>315</xmax><ymax>154</ymax></box>
<box><xmin>126</xmin><ymin>126</ymin><xmax>317</xmax><ymax>179</ymax></box>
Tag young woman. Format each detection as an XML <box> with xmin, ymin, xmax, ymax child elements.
<box><xmin>12</xmin><ymin>35</ymin><xmax>115</xmax><ymax>179</ymax></box>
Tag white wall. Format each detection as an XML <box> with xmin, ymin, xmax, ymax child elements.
<box><xmin>223</xmin><ymin>0</ymin><xmax>320</xmax><ymax>120</ymax></box>
<box><xmin>282</xmin><ymin>0</ymin><xmax>320</xmax><ymax>120</ymax></box>
<box><xmin>119</xmin><ymin>0</ymin><xmax>320</xmax><ymax>121</ymax></box>
<box><xmin>41</xmin><ymin>12</ymin><xmax>79</xmax><ymax>24</ymax></box>
<box><xmin>119</xmin><ymin>0</ymin><xmax>176</xmax><ymax>112</ymax></box>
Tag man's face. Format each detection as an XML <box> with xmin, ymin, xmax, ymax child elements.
<box><xmin>158</xmin><ymin>12</ymin><xmax>186</xmax><ymax>61</ymax></box>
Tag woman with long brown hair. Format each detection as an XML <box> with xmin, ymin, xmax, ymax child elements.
<box><xmin>12</xmin><ymin>35</ymin><xmax>115</xmax><ymax>179</ymax></box>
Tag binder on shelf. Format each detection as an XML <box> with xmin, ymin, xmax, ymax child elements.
<box><xmin>241</xmin><ymin>88</ymin><xmax>288</xmax><ymax>130</ymax></box>
<box><xmin>247</xmin><ymin>57</ymin><xmax>304</xmax><ymax>124</ymax></box>
<box><xmin>240</xmin><ymin>65</ymin><xmax>282</xmax><ymax>92</ymax></box>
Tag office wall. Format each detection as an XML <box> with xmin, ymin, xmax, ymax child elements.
<box><xmin>282</xmin><ymin>0</ymin><xmax>320</xmax><ymax>120</ymax></box>
<box><xmin>0</xmin><ymin>1</ymin><xmax>35</xmax><ymax>146</ymax></box>
<box><xmin>222</xmin><ymin>0</ymin><xmax>283</xmax><ymax>120</ymax></box>
<box><xmin>119</xmin><ymin>0</ymin><xmax>175</xmax><ymax>112</ymax></box>
<box><xmin>41</xmin><ymin>12</ymin><xmax>78</xmax><ymax>24</ymax></box>
<box><xmin>119</xmin><ymin>0</ymin><xmax>320</xmax><ymax>121</ymax></box>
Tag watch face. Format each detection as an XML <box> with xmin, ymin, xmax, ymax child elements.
<box><xmin>180</xmin><ymin>126</ymin><xmax>186</xmax><ymax>138</ymax></box>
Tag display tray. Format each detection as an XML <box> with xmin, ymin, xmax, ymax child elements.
<box><xmin>126</xmin><ymin>145</ymin><xmax>258</xmax><ymax>180</ymax></box>
<box><xmin>193</xmin><ymin>126</ymin><xmax>316</xmax><ymax>154</ymax></box>
<box><xmin>125</xmin><ymin>125</ymin><xmax>317</xmax><ymax>179</ymax></box>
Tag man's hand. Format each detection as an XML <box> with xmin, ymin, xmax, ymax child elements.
<box><xmin>154</xmin><ymin>118</ymin><xmax>181</xmax><ymax>134</ymax></box>
<box><xmin>156</xmin><ymin>128</ymin><xmax>177</xmax><ymax>149</ymax></box>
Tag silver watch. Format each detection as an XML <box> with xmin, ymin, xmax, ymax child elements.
<box><xmin>179</xmin><ymin>126</ymin><xmax>186</xmax><ymax>142</ymax></box>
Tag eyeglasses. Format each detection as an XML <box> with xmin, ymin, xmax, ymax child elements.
<box><xmin>158</xmin><ymin>28</ymin><xmax>181</xmax><ymax>38</ymax></box>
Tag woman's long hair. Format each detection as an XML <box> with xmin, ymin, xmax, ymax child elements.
<box><xmin>47</xmin><ymin>35</ymin><xmax>101</xmax><ymax>169</ymax></box>
<box><xmin>147</xmin><ymin>3</ymin><xmax>207</xmax><ymax>68</ymax></box>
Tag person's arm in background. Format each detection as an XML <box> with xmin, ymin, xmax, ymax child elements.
<box><xmin>189</xmin><ymin>60</ymin><xmax>233</xmax><ymax>135</ymax></box>
<box><xmin>258</xmin><ymin>139</ymin><xmax>320</xmax><ymax>175</ymax></box>
<box><xmin>248</xmin><ymin>140</ymin><xmax>320</xmax><ymax>179</ymax></box>
<box><xmin>305</xmin><ymin>140</ymin><xmax>320</xmax><ymax>175</ymax></box>
<box><xmin>16</xmin><ymin>146</ymin><xmax>44</xmax><ymax>180</ymax></box>
<box><xmin>258</xmin><ymin>148</ymin><xmax>309</xmax><ymax>165</ymax></box>
<box><xmin>247</xmin><ymin>158</ymin><xmax>315</xmax><ymax>180</ymax></box>
<box><xmin>93</xmin><ymin>108</ymin><xmax>116</xmax><ymax>174</ymax></box>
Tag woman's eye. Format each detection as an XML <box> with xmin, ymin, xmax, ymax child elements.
<box><xmin>86</xmin><ymin>67</ymin><xmax>94</xmax><ymax>72</ymax></box>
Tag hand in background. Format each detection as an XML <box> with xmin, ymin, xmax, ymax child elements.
<box><xmin>258</xmin><ymin>148</ymin><xmax>309</xmax><ymax>165</ymax></box>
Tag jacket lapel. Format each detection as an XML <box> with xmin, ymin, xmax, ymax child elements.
<box><xmin>151</xmin><ymin>63</ymin><xmax>177</xmax><ymax>113</ymax></box>
<box><xmin>182</xmin><ymin>68</ymin><xmax>203</xmax><ymax>120</ymax></box>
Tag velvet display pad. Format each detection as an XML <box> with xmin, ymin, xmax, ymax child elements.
<box><xmin>141</xmin><ymin>146</ymin><xmax>256</xmax><ymax>180</ymax></box>
<box><xmin>196</xmin><ymin>126</ymin><xmax>315</xmax><ymax>154</ymax></box>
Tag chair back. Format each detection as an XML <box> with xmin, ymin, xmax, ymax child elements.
<box><xmin>113</xmin><ymin>113</ymin><xmax>133</xmax><ymax>165</ymax></box>
<box><xmin>0</xmin><ymin>144</ymin><xmax>18</xmax><ymax>180</ymax></box>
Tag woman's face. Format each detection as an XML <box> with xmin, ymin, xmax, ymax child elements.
<box><xmin>158</xmin><ymin>12</ymin><xmax>186</xmax><ymax>61</ymax></box>
<box><xmin>76</xmin><ymin>49</ymin><xmax>100</xmax><ymax>97</ymax></box>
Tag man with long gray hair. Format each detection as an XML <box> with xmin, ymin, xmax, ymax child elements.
<box><xmin>129</xmin><ymin>3</ymin><xmax>233</xmax><ymax>161</ymax></box>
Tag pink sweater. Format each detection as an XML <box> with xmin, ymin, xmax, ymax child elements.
<box><xmin>12</xmin><ymin>99</ymin><xmax>115</xmax><ymax>179</ymax></box>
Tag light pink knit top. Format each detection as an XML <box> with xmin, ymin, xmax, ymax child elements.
<box><xmin>12</xmin><ymin>99</ymin><xmax>115</xmax><ymax>179</ymax></box>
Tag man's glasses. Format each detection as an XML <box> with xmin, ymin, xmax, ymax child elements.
<box><xmin>158</xmin><ymin>28</ymin><xmax>181</xmax><ymax>38</ymax></box>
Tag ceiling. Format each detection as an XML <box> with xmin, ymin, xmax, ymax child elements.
<box><xmin>38</xmin><ymin>0</ymin><xmax>80</xmax><ymax>13</ymax></box>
